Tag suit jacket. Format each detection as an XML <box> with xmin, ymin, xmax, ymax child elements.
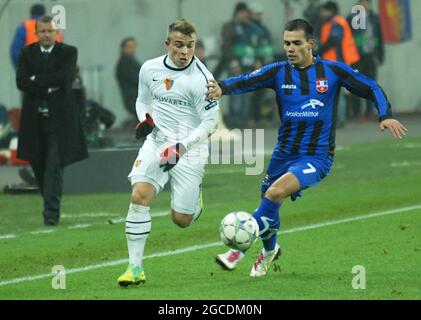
<box><xmin>16</xmin><ymin>42</ymin><xmax>88</xmax><ymax>166</ymax></box>
<box><xmin>115</xmin><ymin>53</ymin><xmax>141</xmax><ymax>116</ymax></box>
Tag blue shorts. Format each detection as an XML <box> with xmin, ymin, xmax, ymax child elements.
<box><xmin>261</xmin><ymin>154</ymin><xmax>333</xmax><ymax>201</ymax></box>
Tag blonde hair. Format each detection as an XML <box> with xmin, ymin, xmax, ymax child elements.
<box><xmin>167</xmin><ymin>18</ymin><xmax>197</xmax><ymax>39</ymax></box>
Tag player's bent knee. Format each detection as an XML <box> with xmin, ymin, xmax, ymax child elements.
<box><xmin>131</xmin><ymin>191</ymin><xmax>151</xmax><ymax>206</ymax></box>
<box><xmin>172</xmin><ymin>216</ymin><xmax>191</xmax><ymax>228</ymax></box>
<box><xmin>265</xmin><ymin>186</ymin><xmax>288</xmax><ymax>202</ymax></box>
<box><xmin>171</xmin><ymin>210</ymin><xmax>193</xmax><ymax>228</ymax></box>
<box><xmin>131</xmin><ymin>183</ymin><xmax>155</xmax><ymax>206</ymax></box>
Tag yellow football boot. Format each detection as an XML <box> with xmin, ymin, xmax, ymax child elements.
<box><xmin>117</xmin><ymin>264</ymin><xmax>146</xmax><ymax>287</ymax></box>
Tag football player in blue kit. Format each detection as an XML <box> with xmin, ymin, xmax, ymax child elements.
<box><xmin>206</xmin><ymin>19</ymin><xmax>407</xmax><ymax>277</ymax></box>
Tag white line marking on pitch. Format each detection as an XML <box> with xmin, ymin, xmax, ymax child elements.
<box><xmin>281</xmin><ymin>205</ymin><xmax>421</xmax><ymax>234</ymax></box>
<box><xmin>68</xmin><ymin>224</ymin><xmax>91</xmax><ymax>230</ymax></box>
<box><xmin>152</xmin><ymin>210</ymin><xmax>170</xmax><ymax>217</ymax></box>
<box><xmin>0</xmin><ymin>234</ymin><xmax>16</xmax><ymax>240</ymax></box>
<box><xmin>0</xmin><ymin>204</ymin><xmax>420</xmax><ymax>288</ymax></box>
<box><xmin>390</xmin><ymin>161</ymin><xmax>421</xmax><ymax>168</ymax></box>
<box><xmin>61</xmin><ymin>213</ymin><xmax>119</xmax><ymax>218</ymax></box>
<box><xmin>335</xmin><ymin>145</ymin><xmax>351</xmax><ymax>151</ymax></box>
<box><xmin>0</xmin><ymin>211</ymin><xmax>170</xmax><ymax>240</ymax></box>
<box><xmin>30</xmin><ymin>230</ymin><xmax>54</xmax><ymax>235</ymax></box>
<box><xmin>402</xmin><ymin>143</ymin><xmax>421</xmax><ymax>149</ymax></box>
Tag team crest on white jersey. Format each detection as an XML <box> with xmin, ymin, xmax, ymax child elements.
<box><xmin>165</xmin><ymin>77</ymin><xmax>174</xmax><ymax>90</ymax></box>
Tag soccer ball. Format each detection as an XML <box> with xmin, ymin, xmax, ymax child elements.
<box><xmin>219</xmin><ymin>211</ymin><xmax>259</xmax><ymax>251</ymax></box>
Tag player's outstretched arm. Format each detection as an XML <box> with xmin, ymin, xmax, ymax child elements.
<box><xmin>379</xmin><ymin>118</ymin><xmax>408</xmax><ymax>139</ymax></box>
<box><xmin>329</xmin><ymin>62</ymin><xmax>407</xmax><ymax>139</ymax></box>
<box><xmin>206</xmin><ymin>63</ymin><xmax>282</xmax><ymax>100</ymax></box>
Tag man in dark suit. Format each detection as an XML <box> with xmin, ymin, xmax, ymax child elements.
<box><xmin>115</xmin><ymin>37</ymin><xmax>142</xmax><ymax>118</ymax></box>
<box><xmin>16</xmin><ymin>16</ymin><xmax>88</xmax><ymax>226</ymax></box>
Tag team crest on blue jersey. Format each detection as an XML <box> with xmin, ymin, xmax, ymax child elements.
<box><xmin>165</xmin><ymin>77</ymin><xmax>174</xmax><ymax>90</ymax></box>
<box><xmin>316</xmin><ymin>78</ymin><xmax>328</xmax><ymax>94</ymax></box>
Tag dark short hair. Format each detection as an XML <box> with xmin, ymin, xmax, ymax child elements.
<box><xmin>120</xmin><ymin>37</ymin><xmax>136</xmax><ymax>50</ymax></box>
<box><xmin>284</xmin><ymin>19</ymin><xmax>314</xmax><ymax>39</ymax></box>
<box><xmin>35</xmin><ymin>16</ymin><xmax>55</xmax><ymax>30</ymax></box>
<box><xmin>167</xmin><ymin>18</ymin><xmax>197</xmax><ymax>38</ymax></box>
<box><xmin>30</xmin><ymin>3</ymin><xmax>45</xmax><ymax>16</ymax></box>
<box><xmin>322</xmin><ymin>1</ymin><xmax>339</xmax><ymax>15</ymax></box>
<box><xmin>233</xmin><ymin>2</ymin><xmax>250</xmax><ymax>16</ymax></box>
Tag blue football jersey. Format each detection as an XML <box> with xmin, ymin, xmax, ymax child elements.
<box><xmin>219</xmin><ymin>56</ymin><xmax>393</xmax><ymax>157</ymax></box>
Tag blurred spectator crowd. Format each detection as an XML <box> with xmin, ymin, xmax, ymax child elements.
<box><xmin>211</xmin><ymin>0</ymin><xmax>384</xmax><ymax>128</ymax></box>
<box><xmin>1</xmin><ymin>0</ymin><xmax>387</xmax><ymax>158</ymax></box>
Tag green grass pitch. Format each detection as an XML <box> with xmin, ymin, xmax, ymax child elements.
<box><xmin>0</xmin><ymin>138</ymin><xmax>420</xmax><ymax>299</ymax></box>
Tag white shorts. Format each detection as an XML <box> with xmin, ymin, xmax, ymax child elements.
<box><xmin>128</xmin><ymin>138</ymin><xmax>205</xmax><ymax>214</ymax></box>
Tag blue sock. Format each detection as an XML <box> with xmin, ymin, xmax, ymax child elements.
<box><xmin>252</xmin><ymin>197</ymin><xmax>281</xmax><ymax>251</ymax></box>
<box><xmin>262</xmin><ymin>220</ymin><xmax>280</xmax><ymax>252</ymax></box>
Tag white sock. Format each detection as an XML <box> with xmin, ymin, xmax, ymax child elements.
<box><xmin>192</xmin><ymin>192</ymin><xmax>203</xmax><ymax>222</ymax></box>
<box><xmin>262</xmin><ymin>246</ymin><xmax>277</xmax><ymax>257</ymax></box>
<box><xmin>125</xmin><ymin>203</ymin><xmax>151</xmax><ymax>267</ymax></box>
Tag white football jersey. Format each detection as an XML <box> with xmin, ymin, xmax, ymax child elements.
<box><xmin>135</xmin><ymin>55</ymin><xmax>219</xmax><ymax>158</ymax></box>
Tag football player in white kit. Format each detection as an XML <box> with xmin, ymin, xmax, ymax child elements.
<box><xmin>117</xmin><ymin>19</ymin><xmax>219</xmax><ymax>286</ymax></box>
